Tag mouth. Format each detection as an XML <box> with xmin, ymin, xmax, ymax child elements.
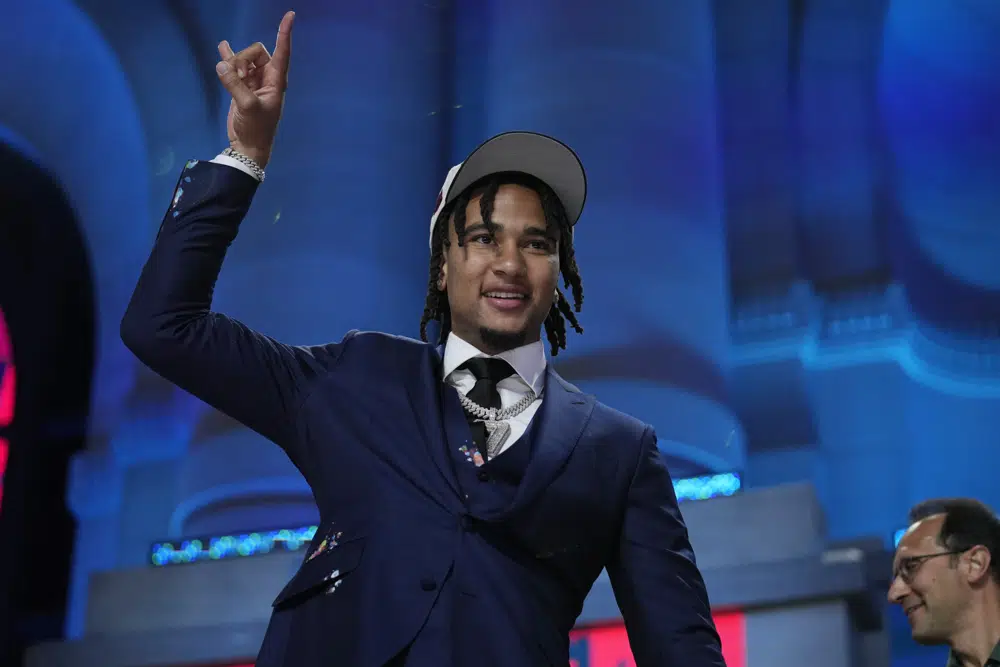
<box><xmin>904</xmin><ymin>603</ymin><xmax>924</xmax><ymax>618</ymax></box>
<box><xmin>482</xmin><ymin>290</ymin><xmax>530</xmax><ymax>312</ymax></box>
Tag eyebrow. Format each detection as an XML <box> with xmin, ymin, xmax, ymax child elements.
<box><xmin>462</xmin><ymin>222</ymin><xmax>557</xmax><ymax>240</ymax></box>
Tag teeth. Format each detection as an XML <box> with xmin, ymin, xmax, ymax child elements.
<box><xmin>485</xmin><ymin>292</ymin><xmax>526</xmax><ymax>299</ymax></box>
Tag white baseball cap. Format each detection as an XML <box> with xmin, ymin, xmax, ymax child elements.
<box><xmin>428</xmin><ymin>131</ymin><xmax>587</xmax><ymax>248</ymax></box>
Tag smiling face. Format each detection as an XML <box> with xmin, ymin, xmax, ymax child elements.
<box><xmin>437</xmin><ymin>181</ymin><xmax>561</xmax><ymax>355</ymax></box>
<box><xmin>888</xmin><ymin>514</ymin><xmax>981</xmax><ymax>645</ymax></box>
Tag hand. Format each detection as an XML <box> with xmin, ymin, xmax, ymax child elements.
<box><xmin>215</xmin><ymin>11</ymin><xmax>295</xmax><ymax>169</ymax></box>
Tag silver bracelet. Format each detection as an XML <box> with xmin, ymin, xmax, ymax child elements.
<box><xmin>223</xmin><ymin>147</ymin><xmax>266</xmax><ymax>182</ymax></box>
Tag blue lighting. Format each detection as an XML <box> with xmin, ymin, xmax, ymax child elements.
<box><xmin>150</xmin><ymin>525</ymin><xmax>317</xmax><ymax>567</ymax></box>
<box><xmin>149</xmin><ymin>473</ymin><xmax>741</xmax><ymax>566</ymax></box>
<box><xmin>673</xmin><ymin>472</ymin><xmax>741</xmax><ymax>503</ymax></box>
<box><xmin>893</xmin><ymin>528</ymin><xmax>905</xmax><ymax>547</ymax></box>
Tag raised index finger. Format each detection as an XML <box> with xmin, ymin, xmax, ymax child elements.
<box><xmin>271</xmin><ymin>11</ymin><xmax>295</xmax><ymax>78</ymax></box>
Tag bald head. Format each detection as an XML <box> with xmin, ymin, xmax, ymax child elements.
<box><xmin>901</xmin><ymin>514</ymin><xmax>947</xmax><ymax>549</ymax></box>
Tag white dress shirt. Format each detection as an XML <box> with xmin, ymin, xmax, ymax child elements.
<box><xmin>209</xmin><ymin>158</ymin><xmax>546</xmax><ymax>457</ymax></box>
<box><xmin>441</xmin><ymin>333</ymin><xmax>546</xmax><ymax>458</ymax></box>
<box><xmin>212</xmin><ymin>152</ymin><xmax>257</xmax><ymax>177</ymax></box>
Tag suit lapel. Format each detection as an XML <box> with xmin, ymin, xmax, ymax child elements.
<box><xmin>501</xmin><ymin>368</ymin><xmax>595</xmax><ymax>516</ymax></box>
<box><xmin>405</xmin><ymin>345</ymin><xmax>463</xmax><ymax>504</ymax></box>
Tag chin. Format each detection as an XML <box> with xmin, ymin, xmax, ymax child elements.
<box><xmin>480</xmin><ymin>314</ymin><xmax>530</xmax><ymax>336</ymax></box>
<box><xmin>479</xmin><ymin>325</ymin><xmax>530</xmax><ymax>352</ymax></box>
<box><xmin>481</xmin><ymin>318</ymin><xmax>527</xmax><ymax>334</ymax></box>
<box><xmin>910</xmin><ymin>628</ymin><xmax>943</xmax><ymax>646</ymax></box>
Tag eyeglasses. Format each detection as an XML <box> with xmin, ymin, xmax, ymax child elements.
<box><xmin>893</xmin><ymin>549</ymin><xmax>969</xmax><ymax>583</ymax></box>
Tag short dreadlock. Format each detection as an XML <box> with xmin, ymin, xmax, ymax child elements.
<box><xmin>419</xmin><ymin>171</ymin><xmax>584</xmax><ymax>356</ymax></box>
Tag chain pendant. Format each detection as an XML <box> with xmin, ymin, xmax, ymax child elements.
<box><xmin>484</xmin><ymin>420</ymin><xmax>511</xmax><ymax>458</ymax></box>
<box><xmin>457</xmin><ymin>388</ymin><xmax>535</xmax><ymax>459</ymax></box>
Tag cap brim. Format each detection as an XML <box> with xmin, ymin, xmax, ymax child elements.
<box><xmin>442</xmin><ymin>131</ymin><xmax>587</xmax><ymax>228</ymax></box>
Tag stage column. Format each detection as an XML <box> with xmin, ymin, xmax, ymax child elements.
<box><xmin>452</xmin><ymin>1</ymin><xmax>744</xmax><ymax>474</ymax></box>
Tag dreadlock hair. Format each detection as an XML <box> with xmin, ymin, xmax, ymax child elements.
<box><xmin>419</xmin><ymin>171</ymin><xmax>584</xmax><ymax>356</ymax></box>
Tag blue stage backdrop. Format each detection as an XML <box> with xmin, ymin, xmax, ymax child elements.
<box><xmin>0</xmin><ymin>3</ymin><xmax>998</xmax><ymax>661</ymax></box>
<box><xmin>449</xmin><ymin>1</ymin><xmax>745</xmax><ymax>476</ymax></box>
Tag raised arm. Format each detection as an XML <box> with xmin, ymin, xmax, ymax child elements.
<box><xmin>120</xmin><ymin>12</ymin><xmax>340</xmax><ymax>472</ymax></box>
<box><xmin>605</xmin><ymin>427</ymin><xmax>727</xmax><ymax>667</ymax></box>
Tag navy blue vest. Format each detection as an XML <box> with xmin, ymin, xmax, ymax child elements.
<box><xmin>402</xmin><ymin>381</ymin><xmax>542</xmax><ymax>666</ymax></box>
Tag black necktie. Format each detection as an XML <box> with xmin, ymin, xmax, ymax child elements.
<box><xmin>459</xmin><ymin>357</ymin><xmax>515</xmax><ymax>457</ymax></box>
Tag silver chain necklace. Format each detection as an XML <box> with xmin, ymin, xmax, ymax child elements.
<box><xmin>458</xmin><ymin>390</ymin><xmax>536</xmax><ymax>458</ymax></box>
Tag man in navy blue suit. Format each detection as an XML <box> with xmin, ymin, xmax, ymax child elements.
<box><xmin>121</xmin><ymin>11</ymin><xmax>726</xmax><ymax>667</ymax></box>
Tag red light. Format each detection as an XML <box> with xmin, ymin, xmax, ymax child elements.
<box><xmin>0</xmin><ymin>306</ymin><xmax>10</xmax><ymax>357</ymax></box>
<box><xmin>0</xmin><ymin>305</ymin><xmax>14</xmax><ymax>513</ymax></box>
<box><xmin>568</xmin><ymin>611</ymin><xmax>745</xmax><ymax>667</ymax></box>
<box><xmin>0</xmin><ymin>363</ymin><xmax>14</xmax><ymax>427</ymax></box>
<box><xmin>714</xmin><ymin>611</ymin><xmax>747</xmax><ymax>667</ymax></box>
<box><xmin>174</xmin><ymin>612</ymin><xmax>746</xmax><ymax>667</ymax></box>
<box><xmin>0</xmin><ymin>438</ymin><xmax>6</xmax><ymax>511</ymax></box>
<box><xmin>176</xmin><ymin>612</ymin><xmax>747</xmax><ymax>667</ymax></box>
<box><xmin>0</xmin><ymin>305</ymin><xmax>12</xmax><ymax>427</ymax></box>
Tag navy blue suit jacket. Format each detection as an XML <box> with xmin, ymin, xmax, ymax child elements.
<box><xmin>121</xmin><ymin>160</ymin><xmax>725</xmax><ymax>666</ymax></box>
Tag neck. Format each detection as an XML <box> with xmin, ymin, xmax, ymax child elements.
<box><xmin>452</xmin><ymin>326</ymin><xmax>540</xmax><ymax>356</ymax></box>
<box><xmin>951</xmin><ymin>595</ymin><xmax>1000</xmax><ymax>667</ymax></box>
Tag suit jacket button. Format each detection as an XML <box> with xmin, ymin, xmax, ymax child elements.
<box><xmin>476</xmin><ymin>470</ymin><xmax>490</xmax><ymax>482</ymax></box>
<box><xmin>420</xmin><ymin>578</ymin><xmax>437</xmax><ymax>592</ymax></box>
<box><xmin>459</xmin><ymin>514</ymin><xmax>479</xmax><ymax>533</ymax></box>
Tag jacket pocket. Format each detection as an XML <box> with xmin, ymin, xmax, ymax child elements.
<box><xmin>272</xmin><ymin>535</ymin><xmax>366</xmax><ymax>609</ymax></box>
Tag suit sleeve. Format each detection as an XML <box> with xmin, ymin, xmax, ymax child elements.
<box><xmin>120</xmin><ymin>159</ymin><xmax>347</xmax><ymax>473</ymax></box>
<box><xmin>606</xmin><ymin>426</ymin><xmax>726</xmax><ymax>667</ymax></box>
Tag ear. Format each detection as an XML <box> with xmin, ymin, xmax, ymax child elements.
<box><xmin>965</xmin><ymin>545</ymin><xmax>992</xmax><ymax>585</ymax></box>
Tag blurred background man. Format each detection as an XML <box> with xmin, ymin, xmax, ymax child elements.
<box><xmin>890</xmin><ymin>499</ymin><xmax>1000</xmax><ymax>667</ymax></box>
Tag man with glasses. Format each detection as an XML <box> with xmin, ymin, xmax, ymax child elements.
<box><xmin>889</xmin><ymin>498</ymin><xmax>1000</xmax><ymax>667</ymax></box>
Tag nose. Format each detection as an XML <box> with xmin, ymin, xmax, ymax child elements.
<box><xmin>492</xmin><ymin>238</ymin><xmax>527</xmax><ymax>276</ymax></box>
<box><xmin>887</xmin><ymin>575</ymin><xmax>909</xmax><ymax>604</ymax></box>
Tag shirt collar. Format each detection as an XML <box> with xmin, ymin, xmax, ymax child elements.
<box><xmin>442</xmin><ymin>332</ymin><xmax>546</xmax><ymax>396</ymax></box>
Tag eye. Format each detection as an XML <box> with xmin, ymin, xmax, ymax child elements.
<box><xmin>468</xmin><ymin>234</ymin><xmax>494</xmax><ymax>245</ymax></box>
<box><xmin>526</xmin><ymin>239</ymin><xmax>554</xmax><ymax>252</ymax></box>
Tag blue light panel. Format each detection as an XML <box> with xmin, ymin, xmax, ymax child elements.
<box><xmin>150</xmin><ymin>525</ymin><xmax>316</xmax><ymax>567</ymax></box>
<box><xmin>673</xmin><ymin>472</ymin><xmax>741</xmax><ymax>503</ymax></box>
<box><xmin>149</xmin><ymin>472</ymin><xmax>741</xmax><ymax>566</ymax></box>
